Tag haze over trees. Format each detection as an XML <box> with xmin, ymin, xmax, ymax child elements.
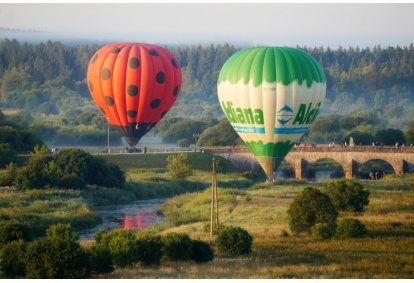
<box><xmin>1</xmin><ymin>38</ymin><xmax>414</xmax><ymax>146</ymax></box>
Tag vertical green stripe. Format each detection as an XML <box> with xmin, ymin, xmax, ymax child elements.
<box><xmin>218</xmin><ymin>46</ymin><xmax>326</xmax><ymax>87</ymax></box>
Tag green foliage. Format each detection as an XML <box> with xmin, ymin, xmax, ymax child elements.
<box><xmin>178</xmin><ymin>138</ymin><xmax>190</xmax><ymax>148</ymax></box>
<box><xmin>15</xmin><ymin>154</ymin><xmax>57</xmax><ymax>190</ymax></box>
<box><xmin>343</xmin><ymin>131</ymin><xmax>375</xmax><ymax>145</ymax></box>
<box><xmin>0</xmin><ymin>220</ymin><xmax>32</xmax><ymax>245</ymax></box>
<box><xmin>198</xmin><ymin>118</ymin><xmax>242</xmax><ymax>147</ymax></box>
<box><xmin>191</xmin><ymin>240</ymin><xmax>214</xmax><ymax>263</ymax></box>
<box><xmin>167</xmin><ymin>153</ymin><xmax>193</xmax><ymax>180</ymax></box>
<box><xmin>374</xmin><ymin>128</ymin><xmax>406</xmax><ymax>146</ymax></box>
<box><xmin>0</xmin><ymin>143</ymin><xmax>16</xmax><ymax>167</ymax></box>
<box><xmin>24</xmin><ymin>224</ymin><xmax>91</xmax><ymax>279</ymax></box>
<box><xmin>0</xmin><ymin>240</ymin><xmax>27</xmax><ymax>278</ymax></box>
<box><xmin>58</xmin><ymin>174</ymin><xmax>87</xmax><ymax>190</ymax></box>
<box><xmin>161</xmin><ymin>232</ymin><xmax>193</xmax><ymax>261</ymax></box>
<box><xmin>324</xmin><ymin>179</ymin><xmax>370</xmax><ymax>212</ymax></box>
<box><xmin>84</xmin><ymin>244</ymin><xmax>114</xmax><ymax>275</ymax></box>
<box><xmin>287</xmin><ymin>187</ymin><xmax>338</xmax><ymax>235</ymax></box>
<box><xmin>215</xmin><ymin>226</ymin><xmax>253</xmax><ymax>256</ymax></box>
<box><xmin>135</xmin><ymin>233</ymin><xmax>164</xmax><ymax>266</ymax></box>
<box><xmin>311</xmin><ymin>223</ymin><xmax>335</xmax><ymax>241</ymax></box>
<box><xmin>98</xmin><ymin>228</ymin><xmax>139</xmax><ymax>268</ymax></box>
<box><xmin>336</xmin><ymin>218</ymin><xmax>367</xmax><ymax>239</ymax></box>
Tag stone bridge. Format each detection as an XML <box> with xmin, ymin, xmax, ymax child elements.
<box><xmin>203</xmin><ymin>146</ymin><xmax>414</xmax><ymax>179</ymax></box>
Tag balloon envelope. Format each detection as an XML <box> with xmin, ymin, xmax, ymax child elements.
<box><xmin>87</xmin><ymin>43</ymin><xmax>182</xmax><ymax>146</ymax></box>
<box><xmin>217</xmin><ymin>47</ymin><xmax>326</xmax><ymax>176</ymax></box>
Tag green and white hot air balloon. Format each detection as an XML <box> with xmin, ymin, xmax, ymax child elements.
<box><xmin>217</xmin><ymin>46</ymin><xmax>326</xmax><ymax>178</ymax></box>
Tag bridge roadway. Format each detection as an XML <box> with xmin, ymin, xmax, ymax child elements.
<box><xmin>203</xmin><ymin>145</ymin><xmax>414</xmax><ymax>179</ymax></box>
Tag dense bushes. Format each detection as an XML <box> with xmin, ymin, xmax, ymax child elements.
<box><xmin>161</xmin><ymin>232</ymin><xmax>193</xmax><ymax>261</ymax></box>
<box><xmin>0</xmin><ymin>224</ymin><xmax>216</xmax><ymax>279</ymax></box>
<box><xmin>325</xmin><ymin>179</ymin><xmax>370</xmax><ymax>212</ymax></box>
<box><xmin>0</xmin><ymin>224</ymin><xmax>91</xmax><ymax>279</ymax></box>
<box><xmin>13</xmin><ymin>146</ymin><xmax>125</xmax><ymax>190</ymax></box>
<box><xmin>215</xmin><ymin>226</ymin><xmax>253</xmax><ymax>256</ymax></box>
<box><xmin>287</xmin><ymin>187</ymin><xmax>338</xmax><ymax>235</ymax></box>
<box><xmin>336</xmin><ymin>218</ymin><xmax>367</xmax><ymax>239</ymax></box>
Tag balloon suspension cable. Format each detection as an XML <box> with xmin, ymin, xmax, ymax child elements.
<box><xmin>266</xmin><ymin>172</ymin><xmax>276</xmax><ymax>183</ymax></box>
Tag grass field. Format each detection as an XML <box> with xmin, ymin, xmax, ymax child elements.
<box><xmin>94</xmin><ymin>153</ymin><xmax>414</xmax><ymax>279</ymax></box>
<box><xmin>2</xmin><ymin>151</ymin><xmax>414</xmax><ymax>278</ymax></box>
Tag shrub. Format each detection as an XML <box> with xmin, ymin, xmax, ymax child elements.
<box><xmin>325</xmin><ymin>179</ymin><xmax>370</xmax><ymax>212</ymax></box>
<box><xmin>99</xmin><ymin>229</ymin><xmax>139</xmax><ymax>267</ymax></box>
<box><xmin>58</xmin><ymin>174</ymin><xmax>87</xmax><ymax>190</ymax></box>
<box><xmin>14</xmin><ymin>154</ymin><xmax>57</xmax><ymax>190</ymax></box>
<box><xmin>191</xmin><ymin>240</ymin><xmax>214</xmax><ymax>263</ymax></box>
<box><xmin>84</xmin><ymin>244</ymin><xmax>114</xmax><ymax>275</ymax></box>
<box><xmin>215</xmin><ymin>226</ymin><xmax>253</xmax><ymax>256</ymax></box>
<box><xmin>287</xmin><ymin>187</ymin><xmax>338</xmax><ymax>235</ymax></box>
<box><xmin>0</xmin><ymin>240</ymin><xmax>27</xmax><ymax>278</ymax></box>
<box><xmin>0</xmin><ymin>220</ymin><xmax>32</xmax><ymax>245</ymax></box>
<box><xmin>135</xmin><ymin>233</ymin><xmax>164</xmax><ymax>266</ymax></box>
<box><xmin>311</xmin><ymin>223</ymin><xmax>335</xmax><ymax>241</ymax></box>
<box><xmin>336</xmin><ymin>218</ymin><xmax>367</xmax><ymax>239</ymax></box>
<box><xmin>161</xmin><ymin>232</ymin><xmax>193</xmax><ymax>261</ymax></box>
<box><xmin>166</xmin><ymin>153</ymin><xmax>193</xmax><ymax>180</ymax></box>
<box><xmin>24</xmin><ymin>224</ymin><xmax>91</xmax><ymax>279</ymax></box>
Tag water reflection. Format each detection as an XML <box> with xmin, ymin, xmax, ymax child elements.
<box><xmin>78</xmin><ymin>198</ymin><xmax>167</xmax><ymax>241</ymax></box>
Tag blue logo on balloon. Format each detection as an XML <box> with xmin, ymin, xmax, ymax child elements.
<box><xmin>276</xmin><ymin>104</ymin><xmax>294</xmax><ymax>126</ymax></box>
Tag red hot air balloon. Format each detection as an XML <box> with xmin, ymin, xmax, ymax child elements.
<box><xmin>87</xmin><ymin>43</ymin><xmax>182</xmax><ymax>146</ymax></box>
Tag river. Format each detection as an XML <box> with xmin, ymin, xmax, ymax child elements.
<box><xmin>78</xmin><ymin>198</ymin><xmax>167</xmax><ymax>241</ymax></box>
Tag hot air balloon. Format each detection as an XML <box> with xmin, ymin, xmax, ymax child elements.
<box><xmin>217</xmin><ymin>47</ymin><xmax>326</xmax><ymax>179</ymax></box>
<box><xmin>87</xmin><ymin>43</ymin><xmax>182</xmax><ymax>147</ymax></box>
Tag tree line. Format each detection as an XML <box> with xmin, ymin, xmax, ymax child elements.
<box><xmin>1</xmin><ymin>38</ymin><xmax>414</xmax><ymax>147</ymax></box>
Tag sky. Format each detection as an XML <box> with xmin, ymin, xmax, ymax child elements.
<box><xmin>1</xmin><ymin>2</ymin><xmax>414</xmax><ymax>48</ymax></box>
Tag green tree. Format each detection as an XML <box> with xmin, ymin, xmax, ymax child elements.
<box><xmin>0</xmin><ymin>143</ymin><xmax>16</xmax><ymax>167</ymax></box>
<box><xmin>161</xmin><ymin>232</ymin><xmax>193</xmax><ymax>261</ymax></box>
<box><xmin>375</xmin><ymin>128</ymin><xmax>406</xmax><ymax>146</ymax></box>
<box><xmin>167</xmin><ymin>153</ymin><xmax>193</xmax><ymax>180</ymax></box>
<box><xmin>325</xmin><ymin>179</ymin><xmax>370</xmax><ymax>212</ymax></box>
<box><xmin>98</xmin><ymin>229</ymin><xmax>139</xmax><ymax>268</ymax></box>
<box><xmin>0</xmin><ymin>220</ymin><xmax>32</xmax><ymax>246</ymax></box>
<box><xmin>404</xmin><ymin>122</ymin><xmax>414</xmax><ymax>145</ymax></box>
<box><xmin>287</xmin><ymin>187</ymin><xmax>338</xmax><ymax>235</ymax></box>
<box><xmin>215</xmin><ymin>226</ymin><xmax>253</xmax><ymax>256</ymax></box>
<box><xmin>336</xmin><ymin>218</ymin><xmax>367</xmax><ymax>239</ymax></box>
<box><xmin>0</xmin><ymin>240</ymin><xmax>27</xmax><ymax>278</ymax></box>
<box><xmin>25</xmin><ymin>224</ymin><xmax>91</xmax><ymax>279</ymax></box>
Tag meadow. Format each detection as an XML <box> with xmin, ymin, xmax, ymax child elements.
<box><xmin>1</xmin><ymin>152</ymin><xmax>414</xmax><ymax>278</ymax></box>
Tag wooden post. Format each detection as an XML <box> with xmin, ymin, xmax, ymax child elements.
<box><xmin>211</xmin><ymin>158</ymin><xmax>219</xmax><ymax>237</ymax></box>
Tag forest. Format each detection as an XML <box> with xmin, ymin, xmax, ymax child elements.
<box><xmin>1</xmin><ymin>38</ymin><xmax>414</xmax><ymax>147</ymax></box>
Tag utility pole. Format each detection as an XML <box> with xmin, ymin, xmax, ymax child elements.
<box><xmin>210</xmin><ymin>158</ymin><xmax>219</xmax><ymax>237</ymax></box>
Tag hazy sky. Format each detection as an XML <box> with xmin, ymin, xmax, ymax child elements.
<box><xmin>1</xmin><ymin>3</ymin><xmax>414</xmax><ymax>48</ymax></box>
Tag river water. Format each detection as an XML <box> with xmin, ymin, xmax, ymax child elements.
<box><xmin>78</xmin><ymin>198</ymin><xmax>167</xmax><ymax>241</ymax></box>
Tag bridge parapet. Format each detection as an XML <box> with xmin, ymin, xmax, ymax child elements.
<box><xmin>204</xmin><ymin>145</ymin><xmax>414</xmax><ymax>179</ymax></box>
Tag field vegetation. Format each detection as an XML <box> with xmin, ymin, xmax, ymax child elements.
<box><xmin>1</xmin><ymin>152</ymin><xmax>414</xmax><ymax>278</ymax></box>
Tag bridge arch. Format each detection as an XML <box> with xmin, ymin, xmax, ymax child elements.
<box><xmin>204</xmin><ymin>146</ymin><xmax>414</xmax><ymax>180</ymax></box>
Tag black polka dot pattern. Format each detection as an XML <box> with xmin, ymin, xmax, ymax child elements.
<box><xmin>156</xmin><ymin>72</ymin><xmax>165</xmax><ymax>84</ymax></box>
<box><xmin>172</xmin><ymin>58</ymin><xmax>179</xmax><ymax>69</ymax></box>
<box><xmin>127</xmin><ymin>110</ymin><xmax>137</xmax><ymax>118</ymax></box>
<box><xmin>150</xmin><ymin>99</ymin><xmax>161</xmax><ymax>109</ymax></box>
<box><xmin>127</xmin><ymin>85</ymin><xmax>139</xmax><ymax>96</ymax></box>
<box><xmin>105</xmin><ymin>96</ymin><xmax>114</xmax><ymax>106</ymax></box>
<box><xmin>173</xmin><ymin>85</ymin><xmax>179</xmax><ymax>96</ymax></box>
<box><xmin>87</xmin><ymin>43</ymin><xmax>181</xmax><ymax>146</ymax></box>
<box><xmin>102</xmin><ymin>68</ymin><xmax>111</xmax><ymax>80</ymax></box>
<box><xmin>128</xmin><ymin>58</ymin><xmax>140</xmax><ymax>68</ymax></box>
